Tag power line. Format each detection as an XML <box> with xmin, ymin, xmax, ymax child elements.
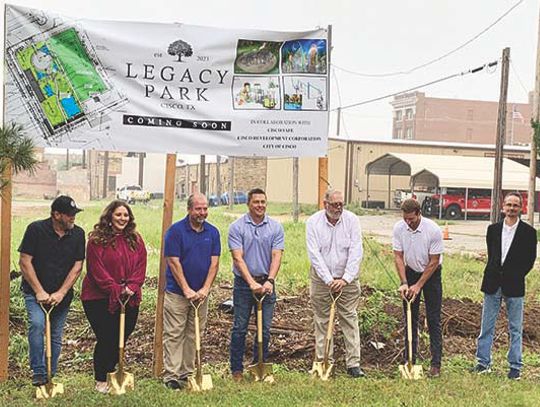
<box><xmin>333</xmin><ymin>60</ymin><xmax>499</xmax><ymax>111</ymax></box>
<box><xmin>510</xmin><ymin>59</ymin><xmax>530</xmax><ymax>97</ymax></box>
<box><xmin>332</xmin><ymin>0</ymin><xmax>523</xmax><ymax>78</ymax></box>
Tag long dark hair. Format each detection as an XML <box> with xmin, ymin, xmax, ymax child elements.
<box><xmin>89</xmin><ymin>200</ymin><xmax>139</xmax><ymax>250</ymax></box>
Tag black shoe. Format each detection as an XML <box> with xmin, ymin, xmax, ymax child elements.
<box><xmin>164</xmin><ymin>379</ymin><xmax>184</xmax><ymax>390</ymax></box>
<box><xmin>347</xmin><ymin>367</ymin><xmax>366</xmax><ymax>378</ymax></box>
<box><xmin>470</xmin><ymin>364</ymin><xmax>491</xmax><ymax>374</ymax></box>
<box><xmin>508</xmin><ymin>368</ymin><xmax>521</xmax><ymax>380</ymax></box>
<box><xmin>32</xmin><ymin>376</ymin><xmax>47</xmax><ymax>387</ymax></box>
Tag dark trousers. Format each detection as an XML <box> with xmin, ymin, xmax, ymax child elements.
<box><xmin>403</xmin><ymin>266</ymin><xmax>443</xmax><ymax>368</ymax></box>
<box><xmin>83</xmin><ymin>299</ymin><xmax>139</xmax><ymax>381</ymax></box>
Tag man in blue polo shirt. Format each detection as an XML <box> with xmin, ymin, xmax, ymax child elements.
<box><xmin>162</xmin><ymin>193</ymin><xmax>221</xmax><ymax>390</ymax></box>
<box><xmin>228</xmin><ymin>188</ymin><xmax>285</xmax><ymax>381</ymax></box>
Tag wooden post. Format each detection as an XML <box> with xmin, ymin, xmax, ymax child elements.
<box><xmin>152</xmin><ymin>153</ymin><xmax>177</xmax><ymax>378</ymax></box>
<box><xmin>199</xmin><ymin>155</ymin><xmax>206</xmax><ymax>195</ymax></box>
<box><xmin>292</xmin><ymin>158</ymin><xmax>299</xmax><ymax>222</ymax></box>
<box><xmin>490</xmin><ymin>47</ymin><xmax>510</xmax><ymax>224</ymax></box>
<box><xmin>318</xmin><ymin>157</ymin><xmax>328</xmax><ymax>209</ymax></box>
<box><xmin>528</xmin><ymin>6</ymin><xmax>540</xmax><ymax>225</ymax></box>
<box><xmin>138</xmin><ymin>153</ymin><xmax>145</xmax><ymax>188</ymax></box>
<box><xmin>0</xmin><ymin>163</ymin><xmax>12</xmax><ymax>381</ymax></box>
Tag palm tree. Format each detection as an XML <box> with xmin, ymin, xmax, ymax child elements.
<box><xmin>0</xmin><ymin>122</ymin><xmax>39</xmax><ymax>192</ymax></box>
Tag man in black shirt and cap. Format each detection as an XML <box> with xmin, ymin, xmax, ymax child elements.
<box><xmin>18</xmin><ymin>195</ymin><xmax>86</xmax><ymax>386</ymax></box>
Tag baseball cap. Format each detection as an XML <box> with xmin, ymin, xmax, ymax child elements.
<box><xmin>51</xmin><ymin>195</ymin><xmax>83</xmax><ymax>216</ymax></box>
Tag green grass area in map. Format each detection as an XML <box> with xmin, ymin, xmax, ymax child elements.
<box><xmin>16</xmin><ymin>41</ymin><xmax>73</xmax><ymax>127</ymax></box>
<box><xmin>48</xmin><ymin>28</ymin><xmax>107</xmax><ymax>101</ymax></box>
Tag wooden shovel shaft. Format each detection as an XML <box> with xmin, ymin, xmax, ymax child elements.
<box><xmin>257</xmin><ymin>299</ymin><xmax>264</xmax><ymax>365</ymax></box>
<box><xmin>192</xmin><ymin>302</ymin><xmax>203</xmax><ymax>379</ymax></box>
<box><xmin>406</xmin><ymin>300</ymin><xmax>413</xmax><ymax>366</ymax></box>
<box><xmin>118</xmin><ymin>303</ymin><xmax>126</xmax><ymax>374</ymax></box>
<box><xmin>323</xmin><ymin>299</ymin><xmax>337</xmax><ymax>366</ymax></box>
<box><xmin>45</xmin><ymin>311</ymin><xmax>52</xmax><ymax>379</ymax></box>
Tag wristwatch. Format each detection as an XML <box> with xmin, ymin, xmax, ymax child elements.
<box><xmin>267</xmin><ymin>278</ymin><xmax>275</xmax><ymax>286</ymax></box>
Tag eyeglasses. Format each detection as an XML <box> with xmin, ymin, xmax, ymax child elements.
<box><xmin>327</xmin><ymin>202</ymin><xmax>345</xmax><ymax>209</ymax></box>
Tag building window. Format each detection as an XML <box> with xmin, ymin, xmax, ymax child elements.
<box><xmin>395</xmin><ymin>110</ymin><xmax>403</xmax><ymax>120</ymax></box>
<box><xmin>467</xmin><ymin>109</ymin><xmax>474</xmax><ymax>121</ymax></box>
<box><xmin>396</xmin><ymin>129</ymin><xmax>403</xmax><ymax>139</ymax></box>
<box><xmin>406</xmin><ymin>109</ymin><xmax>413</xmax><ymax>119</ymax></box>
<box><xmin>466</xmin><ymin>128</ymin><xmax>473</xmax><ymax>141</ymax></box>
<box><xmin>406</xmin><ymin>127</ymin><xmax>413</xmax><ymax>139</ymax></box>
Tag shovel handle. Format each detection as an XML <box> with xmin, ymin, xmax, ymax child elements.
<box><xmin>405</xmin><ymin>298</ymin><xmax>414</xmax><ymax>365</ymax></box>
<box><xmin>39</xmin><ymin>303</ymin><xmax>55</xmax><ymax>380</ymax></box>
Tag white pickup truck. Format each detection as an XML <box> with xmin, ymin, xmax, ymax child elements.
<box><xmin>116</xmin><ymin>185</ymin><xmax>151</xmax><ymax>204</ymax></box>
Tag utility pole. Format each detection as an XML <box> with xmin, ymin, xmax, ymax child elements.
<box><xmin>490</xmin><ymin>47</ymin><xmax>510</xmax><ymax>224</ymax></box>
<box><xmin>528</xmin><ymin>6</ymin><xmax>540</xmax><ymax>225</ymax></box>
<box><xmin>292</xmin><ymin>158</ymin><xmax>299</xmax><ymax>222</ymax></box>
<box><xmin>199</xmin><ymin>155</ymin><xmax>206</xmax><ymax>194</ymax></box>
<box><xmin>228</xmin><ymin>156</ymin><xmax>235</xmax><ymax>209</ymax></box>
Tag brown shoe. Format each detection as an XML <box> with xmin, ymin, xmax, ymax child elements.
<box><xmin>232</xmin><ymin>371</ymin><xmax>243</xmax><ymax>383</ymax></box>
<box><xmin>429</xmin><ymin>366</ymin><xmax>441</xmax><ymax>378</ymax></box>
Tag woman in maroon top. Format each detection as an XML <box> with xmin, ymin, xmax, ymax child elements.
<box><xmin>81</xmin><ymin>200</ymin><xmax>147</xmax><ymax>393</ymax></box>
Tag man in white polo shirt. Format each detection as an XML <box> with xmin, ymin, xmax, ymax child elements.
<box><xmin>306</xmin><ymin>189</ymin><xmax>365</xmax><ymax>378</ymax></box>
<box><xmin>393</xmin><ymin>198</ymin><xmax>443</xmax><ymax>377</ymax></box>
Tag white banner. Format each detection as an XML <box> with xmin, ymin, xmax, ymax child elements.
<box><xmin>4</xmin><ymin>5</ymin><xmax>330</xmax><ymax>156</ymax></box>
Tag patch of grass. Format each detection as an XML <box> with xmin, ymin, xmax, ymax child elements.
<box><xmin>2</xmin><ymin>360</ymin><xmax>540</xmax><ymax>406</ymax></box>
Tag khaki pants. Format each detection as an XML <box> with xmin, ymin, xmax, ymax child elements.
<box><xmin>310</xmin><ymin>268</ymin><xmax>361</xmax><ymax>368</ymax></box>
<box><xmin>162</xmin><ymin>291</ymin><xmax>208</xmax><ymax>382</ymax></box>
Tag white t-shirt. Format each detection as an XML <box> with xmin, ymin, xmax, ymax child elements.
<box><xmin>392</xmin><ymin>216</ymin><xmax>444</xmax><ymax>272</ymax></box>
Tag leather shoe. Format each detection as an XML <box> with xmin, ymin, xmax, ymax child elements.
<box><xmin>347</xmin><ymin>366</ymin><xmax>366</xmax><ymax>378</ymax></box>
<box><xmin>164</xmin><ymin>379</ymin><xmax>184</xmax><ymax>390</ymax></box>
<box><xmin>232</xmin><ymin>371</ymin><xmax>243</xmax><ymax>382</ymax></box>
<box><xmin>429</xmin><ymin>366</ymin><xmax>441</xmax><ymax>378</ymax></box>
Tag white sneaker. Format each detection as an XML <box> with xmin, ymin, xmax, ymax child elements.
<box><xmin>95</xmin><ymin>381</ymin><xmax>108</xmax><ymax>394</ymax></box>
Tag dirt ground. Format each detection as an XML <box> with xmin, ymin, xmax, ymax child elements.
<box><xmin>9</xmin><ymin>284</ymin><xmax>540</xmax><ymax>379</ymax></box>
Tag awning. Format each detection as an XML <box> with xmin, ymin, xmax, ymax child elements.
<box><xmin>365</xmin><ymin>152</ymin><xmax>540</xmax><ymax>191</ymax></box>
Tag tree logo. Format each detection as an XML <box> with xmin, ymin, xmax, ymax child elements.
<box><xmin>167</xmin><ymin>39</ymin><xmax>193</xmax><ymax>62</ymax></box>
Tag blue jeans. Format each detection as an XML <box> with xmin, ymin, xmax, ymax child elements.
<box><xmin>476</xmin><ymin>288</ymin><xmax>524</xmax><ymax>370</ymax></box>
<box><xmin>230</xmin><ymin>276</ymin><xmax>276</xmax><ymax>373</ymax></box>
<box><xmin>24</xmin><ymin>293</ymin><xmax>70</xmax><ymax>381</ymax></box>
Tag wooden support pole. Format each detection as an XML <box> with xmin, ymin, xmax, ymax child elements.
<box><xmin>152</xmin><ymin>153</ymin><xmax>177</xmax><ymax>378</ymax></box>
<box><xmin>318</xmin><ymin>157</ymin><xmax>328</xmax><ymax>209</ymax></box>
<box><xmin>490</xmin><ymin>47</ymin><xmax>510</xmax><ymax>224</ymax></box>
<box><xmin>199</xmin><ymin>155</ymin><xmax>206</xmax><ymax>195</ymax></box>
<box><xmin>0</xmin><ymin>163</ymin><xmax>12</xmax><ymax>381</ymax></box>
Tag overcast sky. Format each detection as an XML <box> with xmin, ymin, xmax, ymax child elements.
<box><xmin>1</xmin><ymin>0</ymin><xmax>538</xmax><ymax>142</ymax></box>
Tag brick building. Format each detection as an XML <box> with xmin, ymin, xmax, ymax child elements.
<box><xmin>175</xmin><ymin>157</ymin><xmax>267</xmax><ymax>200</ymax></box>
<box><xmin>390</xmin><ymin>92</ymin><xmax>533</xmax><ymax>145</ymax></box>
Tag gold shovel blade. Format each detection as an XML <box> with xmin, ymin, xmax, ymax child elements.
<box><xmin>35</xmin><ymin>382</ymin><xmax>64</xmax><ymax>399</ymax></box>
<box><xmin>310</xmin><ymin>361</ymin><xmax>334</xmax><ymax>381</ymax></box>
<box><xmin>187</xmin><ymin>374</ymin><xmax>213</xmax><ymax>392</ymax></box>
<box><xmin>398</xmin><ymin>363</ymin><xmax>423</xmax><ymax>380</ymax></box>
<box><xmin>247</xmin><ymin>362</ymin><xmax>274</xmax><ymax>383</ymax></box>
<box><xmin>107</xmin><ymin>371</ymin><xmax>135</xmax><ymax>395</ymax></box>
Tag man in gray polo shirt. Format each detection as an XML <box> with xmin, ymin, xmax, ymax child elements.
<box><xmin>228</xmin><ymin>188</ymin><xmax>284</xmax><ymax>381</ymax></box>
<box><xmin>393</xmin><ymin>198</ymin><xmax>444</xmax><ymax>377</ymax></box>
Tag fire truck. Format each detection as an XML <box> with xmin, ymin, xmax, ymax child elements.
<box><xmin>421</xmin><ymin>188</ymin><xmax>528</xmax><ymax>220</ymax></box>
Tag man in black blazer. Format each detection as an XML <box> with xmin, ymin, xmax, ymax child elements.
<box><xmin>472</xmin><ymin>192</ymin><xmax>537</xmax><ymax>380</ymax></box>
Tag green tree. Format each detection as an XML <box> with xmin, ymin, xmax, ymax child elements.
<box><xmin>0</xmin><ymin>123</ymin><xmax>38</xmax><ymax>192</ymax></box>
